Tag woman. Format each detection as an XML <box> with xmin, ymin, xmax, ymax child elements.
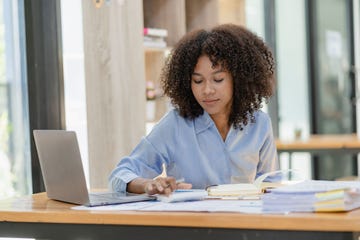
<box><xmin>109</xmin><ymin>24</ymin><xmax>278</xmax><ymax>195</ymax></box>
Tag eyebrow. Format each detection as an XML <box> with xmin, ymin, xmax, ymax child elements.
<box><xmin>192</xmin><ymin>69</ymin><xmax>225</xmax><ymax>76</ymax></box>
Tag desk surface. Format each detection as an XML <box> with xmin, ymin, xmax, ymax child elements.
<box><xmin>276</xmin><ymin>134</ymin><xmax>360</xmax><ymax>151</ymax></box>
<box><xmin>1</xmin><ymin>193</ymin><xmax>360</xmax><ymax>233</ymax></box>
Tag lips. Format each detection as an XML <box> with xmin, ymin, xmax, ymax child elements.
<box><xmin>203</xmin><ymin>99</ymin><xmax>219</xmax><ymax>103</ymax></box>
<box><xmin>202</xmin><ymin>99</ymin><xmax>219</xmax><ymax>107</ymax></box>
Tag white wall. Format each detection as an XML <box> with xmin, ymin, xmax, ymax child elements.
<box><xmin>61</xmin><ymin>0</ymin><xmax>89</xmax><ymax>185</ymax></box>
<box><xmin>275</xmin><ymin>0</ymin><xmax>311</xmax><ymax>179</ymax></box>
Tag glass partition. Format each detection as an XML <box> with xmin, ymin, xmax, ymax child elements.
<box><xmin>311</xmin><ymin>0</ymin><xmax>356</xmax><ymax>180</ymax></box>
<box><xmin>0</xmin><ymin>0</ymin><xmax>31</xmax><ymax>199</ymax></box>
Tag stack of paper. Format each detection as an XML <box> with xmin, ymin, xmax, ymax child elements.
<box><xmin>262</xmin><ymin>180</ymin><xmax>360</xmax><ymax>213</ymax></box>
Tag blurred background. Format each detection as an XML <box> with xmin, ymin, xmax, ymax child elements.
<box><xmin>1</xmin><ymin>0</ymin><xmax>360</xmax><ymax>200</ymax></box>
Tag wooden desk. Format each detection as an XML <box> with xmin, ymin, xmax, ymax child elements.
<box><xmin>276</xmin><ymin>134</ymin><xmax>360</xmax><ymax>154</ymax></box>
<box><xmin>1</xmin><ymin>193</ymin><xmax>360</xmax><ymax>240</ymax></box>
<box><xmin>276</xmin><ymin>134</ymin><xmax>360</xmax><ymax>178</ymax></box>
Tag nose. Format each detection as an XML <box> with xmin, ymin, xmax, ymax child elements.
<box><xmin>203</xmin><ymin>81</ymin><xmax>215</xmax><ymax>95</ymax></box>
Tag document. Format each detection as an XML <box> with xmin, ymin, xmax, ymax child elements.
<box><xmin>73</xmin><ymin>199</ymin><xmax>262</xmax><ymax>213</ymax></box>
<box><xmin>263</xmin><ymin>180</ymin><xmax>360</xmax><ymax>213</ymax></box>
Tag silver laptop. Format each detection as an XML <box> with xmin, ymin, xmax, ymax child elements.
<box><xmin>33</xmin><ymin>130</ymin><xmax>155</xmax><ymax>207</ymax></box>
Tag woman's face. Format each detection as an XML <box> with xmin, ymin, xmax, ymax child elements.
<box><xmin>191</xmin><ymin>55</ymin><xmax>233</xmax><ymax>118</ymax></box>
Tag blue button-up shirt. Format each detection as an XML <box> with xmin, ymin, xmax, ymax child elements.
<box><xmin>109</xmin><ymin>109</ymin><xmax>279</xmax><ymax>192</ymax></box>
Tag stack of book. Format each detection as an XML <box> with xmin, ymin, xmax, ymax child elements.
<box><xmin>143</xmin><ymin>27</ymin><xmax>168</xmax><ymax>48</ymax></box>
<box><xmin>262</xmin><ymin>180</ymin><xmax>360</xmax><ymax>213</ymax></box>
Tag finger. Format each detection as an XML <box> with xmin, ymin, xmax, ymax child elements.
<box><xmin>152</xmin><ymin>177</ymin><xmax>177</xmax><ymax>194</ymax></box>
<box><xmin>163</xmin><ymin>187</ymin><xmax>172</xmax><ymax>196</ymax></box>
<box><xmin>164</xmin><ymin>177</ymin><xmax>177</xmax><ymax>190</ymax></box>
<box><xmin>155</xmin><ymin>181</ymin><xmax>165</xmax><ymax>192</ymax></box>
<box><xmin>177</xmin><ymin>183</ymin><xmax>192</xmax><ymax>189</ymax></box>
<box><xmin>144</xmin><ymin>182</ymin><xmax>155</xmax><ymax>195</ymax></box>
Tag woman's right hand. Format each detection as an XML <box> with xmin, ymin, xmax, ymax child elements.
<box><xmin>127</xmin><ymin>177</ymin><xmax>192</xmax><ymax>196</ymax></box>
<box><xmin>145</xmin><ymin>176</ymin><xmax>194</xmax><ymax>195</ymax></box>
<box><xmin>143</xmin><ymin>177</ymin><xmax>177</xmax><ymax>195</ymax></box>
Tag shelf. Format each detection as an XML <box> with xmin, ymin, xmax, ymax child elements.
<box><xmin>144</xmin><ymin>46</ymin><xmax>171</xmax><ymax>54</ymax></box>
<box><xmin>143</xmin><ymin>0</ymin><xmax>246</xmax><ymax>123</ymax></box>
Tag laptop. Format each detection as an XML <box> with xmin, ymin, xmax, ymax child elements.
<box><xmin>33</xmin><ymin>130</ymin><xmax>155</xmax><ymax>207</ymax></box>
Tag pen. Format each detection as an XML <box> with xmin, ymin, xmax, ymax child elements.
<box><xmin>165</xmin><ymin>178</ymin><xmax>185</xmax><ymax>189</ymax></box>
<box><xmin>176</xmin><ymin>178</ymin><xmax>185</xmax><ymax>184</ymax></box>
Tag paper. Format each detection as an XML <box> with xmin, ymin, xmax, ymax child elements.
<box><xmin>269</xmin><ymin>180</ymin><xmax>360</xmax><ymax>194</ymax></box>
<box><xmin>326</xmin><ymin>30</ymin><xmax>342</xmax><ymax>58</ymax></box>
<box><xmin>140</xmin><ymin>200</ymin><xmax>262</xmax><ymax>213</ymax></box>
<box><xmin>72</xmin><ymin>199</ymin><xmax>262</xmax><ymax>213</ymax></box>
<box><xmin>263</xmin><ymin>180</ymin><xmax>360</xmax><ymax>213</ymax></box>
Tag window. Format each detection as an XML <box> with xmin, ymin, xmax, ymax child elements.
<box><xmin>0</xmin><ymin>0</ymin><xmax>31</xmax><ymax>199</ymax></box>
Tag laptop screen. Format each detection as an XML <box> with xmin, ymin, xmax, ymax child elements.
<box><xmin>33</xmin><ymin>130</ymin><xmax>90</xmax><ymax>204</ymax></box>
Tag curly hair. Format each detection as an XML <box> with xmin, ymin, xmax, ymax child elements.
<box><xmin>161</xmin><ymin>24</ymin><xmax>275</xmax><ymax>129</ymax></box>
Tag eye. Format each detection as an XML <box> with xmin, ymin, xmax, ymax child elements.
<box><xmin>214</xmin><ymin>78</ymin><xmax>224</xmax><ymax>83</ymax></box>
<box><xmin>192</xmin><ymin>79</ymin><xmax>203</xmax><ymax>84</ymax></box>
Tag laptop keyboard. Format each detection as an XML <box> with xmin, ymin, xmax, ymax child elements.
<box><xmin>89</xmin><ymin>192</ymin><xmax>128</xmax><ymax>201</ymax></box>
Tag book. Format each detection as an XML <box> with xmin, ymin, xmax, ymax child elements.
<box><xmin>262</xmin><ymin>180</ymin><xmax>360</xmax><ymax>212</ymax></box>
<box><xmin>314</xmin><ymin>194</ymin><xmax>360</xmax><ymax>212</ymax></box>
<box><xmin>143</xmin><ymin>38</ymin><xmax>167</xmax><ymax>48</ymax></box>
<box><xmin>143</xmin><ymin>34</ymin><xmax>167</xmax><ymax>48</ymax></box>
<box><xmin>206</xmin><ymin>170</ymin><xmax>290</xmax><ymax>197</ymax></box>
<box><xmin>143</xmin><ymin>27</ymin><xmax>168</xmax><ymax>37</ymax></box>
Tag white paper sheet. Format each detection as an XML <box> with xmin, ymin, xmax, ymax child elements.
<box><xmin>72</xmin><ymin>199</ymin><xmax>262</xmax><ymax>213</ymax></box>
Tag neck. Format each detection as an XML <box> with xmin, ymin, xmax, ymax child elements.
<box><xmin>210</xmin><ymin>114</ymin><xmax>230</xmax><ymax>141</ymax></box>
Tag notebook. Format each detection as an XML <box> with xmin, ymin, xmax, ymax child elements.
<box><xmin>206</xmin><ymin>170</ymin><xmax>291</xmax><ymax>198</ymax></box>
<box><xmin>33</xmin><ymin>130</ymin><xmax>155</xmax><ymax>207</ymax></box>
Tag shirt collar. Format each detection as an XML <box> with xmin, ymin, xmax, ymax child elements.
<box><xmin>194</xmin><ymin>111</ymin><xmax>246</xmax><ymax>137</ymax></box>
<box><xmin>194</xmin><ymin>111</ymin><xmax>214</xmax><ymax>134</ymax></box>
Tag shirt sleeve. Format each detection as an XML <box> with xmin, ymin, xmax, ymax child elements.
<box><xmin>256</xmin><ymin>113</ymin><xmax>279</xmax><ymax>180</ymax></box>
<box><xmin>108</xmin><ymin>110</ymin><xmax>179</xmax><ymax>192</ymax></box>
<box><xmin>108</xmin><ymin>137</ymin><xmax>168</xmax><ymax>192</ymax></box>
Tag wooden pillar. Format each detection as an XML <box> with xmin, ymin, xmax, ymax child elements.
<box><xmin>82</xmin><ymin>0</ymin><xmax>146</xmax><ymax>188</ymax></box>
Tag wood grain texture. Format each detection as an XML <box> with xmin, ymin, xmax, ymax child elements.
<box><xmin>1</xmin><ymin>193</ymin><xmax>360</xmax><ymax>232</ymax></box>
<box><xmin>276</xmin><ymin>134</ymin><xmax>360</xmax><ymax>151</ymax></box>
<box><xmin>186</xmin><ymin>0</ymin><xmax>219</xmax><ymax>31</ymax></box>
<box><xmin>218</xmin><ymin>0</ymin><xmax>246</xmax><ymax>26</ymax></box>
<box><xmin>186</xmin><ymin>0</ymin><xmax>246</xmax><ymax>32</ymax></box>
<box><xmin>144</xmin><ymin>50</ymin><xmax>169</xmax><ymax>121</ymax></box>
<box><xmin>82</xmin><ymin>0</ymin><xmax>146</xmax><ymax>188</ymax></box>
